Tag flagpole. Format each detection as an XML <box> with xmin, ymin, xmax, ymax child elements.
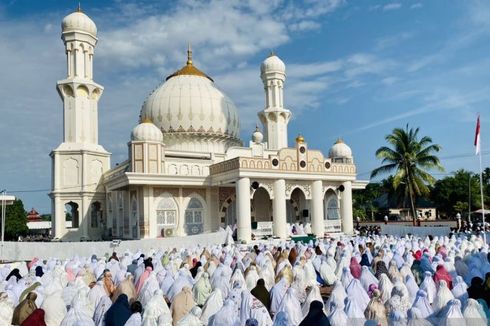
<box><xmin>479</xmin><ymin>145</ymin><xmax>486</xmax><ymax>244</ymax></box>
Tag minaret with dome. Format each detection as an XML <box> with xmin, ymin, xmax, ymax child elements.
<box><xmin>50</xmin><ymin>8</ymin><xmax>366</xmax><ymax>242</ymax></box>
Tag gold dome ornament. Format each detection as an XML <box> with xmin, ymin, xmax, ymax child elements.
<box><xmin>166</xmin><ymin>43</ymin><xmax>214</xmax><ymax>82</ymax></box>
<box><xmin>296</xmin><ymin>134</ymin><xmax>305</xmax><ymax>143</ymax></box>
<box><xmin>335</xmin><ymin>138</ymin><xmax>344</xmax><ymax>144</ymax></box>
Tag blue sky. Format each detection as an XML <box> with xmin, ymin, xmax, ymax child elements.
<box><xmin>0</xmin><ymin>0</ymin><xmax>489</xmax><ymax>213</ymax></box>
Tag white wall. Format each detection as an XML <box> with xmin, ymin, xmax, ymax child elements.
<box><xmin>1</xmin><ymin>231</ymin><xmax>228</xmax><ymax>261</ymax></box>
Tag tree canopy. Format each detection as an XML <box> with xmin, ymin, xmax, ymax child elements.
<box><xmin>2</xmin><ymin>199</ymin><xmax>28</xmax><ymax>240</ymax></box>
<box><xmin>371</xmin><ymin>125</ymin><xmax>444</xmax><ymax>222</ymax></box>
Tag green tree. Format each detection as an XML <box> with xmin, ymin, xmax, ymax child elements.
<box><xmin>2</xmin><ymin>199</ymin><xmax>28</xmax><ymax>240</ymax></box>
<box><xmin>371</xmin><ymin>125</ymin><xmax>444</xmax><ymax>224</ymax></box>
<box><xmin>431</xmin><ymin>170</ymin><xmax>481</xmax><ymax>218</ymax></box>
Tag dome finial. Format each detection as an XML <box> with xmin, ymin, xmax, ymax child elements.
<box><xmin>296</xmin><ymin>134</ymin><xmax>305</xmax><ymax>143</ymax></box>
<box><xmin>187</xmin><ymin>42</ymin><xmax>193</xmax><ymax>65</ymax></box>
<box><xmin>76</xmin><ymin>2</ymin><xmax>82</xmax><ymax>12</ymax></box>
<box><xmin>269</xmin><ymin>49</ymin><xmax>275</xmax><ymax>57</ymax></box>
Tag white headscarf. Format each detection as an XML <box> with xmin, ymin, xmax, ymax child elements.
<box><xmin>301</xmin><ymin>286</ymin><xmax>323</xmax><ymax>317</ymax></box>
<box><xmin>275</xmin><ymin>287</ymin><xmax>302</xmax><ymax>326</ymax></box>
<box><xmin>451</xmin><ymin>276</ymin><xmax>468</xmax><ymax>302</ymax></box>
<box><xmin>346</xmin><ymin>278</ymin><xmax>370</xmax><ymax>311</ymax></box>
<box><xmin>404</xmin><ymin>275</ymin><xmax>419</xmax><ymax>304</ymax></box>
<box><xmin>210</xmin><ymin>299</ymin><xmax>239</xmax><ymax>326</ymax></box>
<box><xmin>325</xmin><ymin>281</ymin><xmax>347</xmax><ymax>315</ymax></box>
<box><xmin>93</xmin><ymin>295</ymin><xmax>112</xmax><ymax>326</ymax></box>
<box><xmin>440</xmin><ymin>299</ymin><xmax>465</xmax><ymax>326</ymax></box>
<box><xmin>360</xmin><ymin>266</ymin><xmax>378</xmax><ymax>291</ymax></box>
<box><xmin>328</xmin><ymin>301</ymin><xmax>348</xmax><ymax>326</ymax></box>
<box><xmin>433</xmin><ymin>280</ymin><xmax>454</xmax><ymax>315</ymax></box>
<box><xmin>41</xmin><ymin>282</ymin><xmax>68</xmax><ymax>326</ymax></box>
<box><xmin>340</xmin><ymin>267</ymin><xmax>353</xmax><ymax>289</ymax></box>
<box><xmin>462</xmin><ymin>298</ymin><xmax>487</xmax><ymax>326</ymax></box>
<box><xmin>419</xmin><ymin>272</ymin><xmax>436</xmax><ymax>304</ymax></box>
<box><xmin>142</xmin><ymin>289</ymin><xmax>172</xmax><ymax>326</ymax></box>
<box><xmin>344</xmin><ymin>296</ymin><xmax>365</xmax><ymax>326</ymax></box>
<box><xmin>200</xmin><ymin>289</ymin><xmax>223</xmax><ymax>325</ymax></box>
<box><xmin>0</xmin><ymin>292</ymin><xmax>14</xmax><ymax>326</ymax></box>
<box><xmin>407</xmin><ymin>307</ymin><xmax>432</xmax><ymax>326</ymax></box>
<box><xmin>411</xmin><ymin>289</ymin><xmax>433</xmax><ymax>319</ymax></box>
<box><xmin>378</xmin><ymin>273</ymin><xmax>393</xmax><ymax>303</ymax></box>
<box><xmin>177</xmin><ymin>306</ymin><xmax>202</xmax><ymax>326</ymax></box>
<box><xmin>269</xmin><ymin>278</ymin><xmax>289</xmax><ymax>316</ymax></box>
<box><xmin>320</xmin><ymin>261</ymin><xmax>337</xmax><ymax>286</ymax></box>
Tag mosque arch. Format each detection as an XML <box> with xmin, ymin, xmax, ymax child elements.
<box><xmin>251</xmin><ymin>187</ymin><xmax>271</xmax><ymax>222</ymax></box>
<box><xmin>324</xmin><ymin>190</ymin><xmax>340</xmax><ymax>220</ymax></box>
<box><xmin>65</xmin><ymin>201</ymin><xmax>79</xmax><ymax>229</ymax></box>
<box><xmin>183</xmin><ymin>194</ymin><xmax>206</xmax><ymax>235</ymax></box>
<box><xmin>290</xmin><ymin>188</ymin><xmax>307</xmax><ymax>224</ymax></box>
<box><xmin>220</xmin><ymin>194</ymin><xmax>237</xmax><ymax>227</ymax></box>
<box><xmin>155</xmin><ymin>193</ymin><xmax>178</xmax><ymax>237</ymax></box>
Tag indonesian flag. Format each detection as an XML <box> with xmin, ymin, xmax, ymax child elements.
<box><xmin>475</xmin><ymin>115</ymin><xmax>481</xmax><ymax>155</ymax></box>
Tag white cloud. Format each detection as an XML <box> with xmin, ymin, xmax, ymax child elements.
<box><xmin>383</xmin><ymin>3</ymin><xmax>402</xmax><ymax>11</ymax></box>
<box><xmin>410</xmin><ymin>3</ymin><xmax>423</xmax><ymax>9</ymax></box>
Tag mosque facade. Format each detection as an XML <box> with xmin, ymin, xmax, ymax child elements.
<box><xmin>49</xmin><ymin>9</ymin><xmax>367</xmax><ymax>242</ymax></box>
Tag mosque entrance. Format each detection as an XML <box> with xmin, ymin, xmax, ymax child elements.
<box><xmin>252</xmin><ymin>187</ymin><xmax>272</xmax><ymax>222</ymax></box>
<box><xmin>324</xmin><ymin>189</ymin><xmax>341</xmax><ymax>233</ymax></box>
<box><xmin>290</xmin><ymin>188</ymin><xmax>308</xmax><ymax>225</ymax></box>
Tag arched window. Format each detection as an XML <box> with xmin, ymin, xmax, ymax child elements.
<box><xmin>90</xmin><ymin>201</ymin><xmax>102</xmax><ymax>228</ymax></box>
<box><xmin>325</xmin><ymin>194</ymin><xmax>340</xmax><ymax>220</ymax></box>
<box><xmin>185</xmin><ymin>198</ymin><xmax>204</xmax><ymax>235</ymax></box>
<box><xmin>65</xmin><ymin>201</ymin><xmax>79</xmax><ymax>228</ymax></box>
<box><xmin>156</xmin><ymin>195</ymin><xmax>177</xmax><ymax>237</ymax></box>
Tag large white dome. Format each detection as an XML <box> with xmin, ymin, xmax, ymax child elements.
<box><xmin>62</xmin><ymin>9</ymin><xmax>97</xmax><ymax>37</ymax></box>
<box><xmin>329</xmin><ymin>139</ymin><xmax>353</xmax><ymax>159</ymax></box>
<box><xmin>140</xmin><ymin>52</ymin><xmax>241</xmax><ymax>153</ymax></box>
<box><xmin>131</xmin><ymin>120</ymin><xmax>163</xmax><ymax>142</ymax></box>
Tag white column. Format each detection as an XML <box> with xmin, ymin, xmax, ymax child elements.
<box><xmin>341</xmin><ymin>181</ymin><xmax>353</xmax><ymax>234</ymax></box>
<box><xmin>237</xmin><ymin>177</ymin><xmax>251</xmax><ymax>243</ymax></box>
<box><xmin>311</xmin><ymin>180</ymin><xmax>324</xmax><ymax>238</ymax></box>
<box><xmin>273</xmin><ymin>179</ymin><xmax>287</xmax><ymax>239</ymax></box>
<box><xmin>53</xmin><ymin>197</ymin><xmax>65</xmax><ymax>238</ymax></box>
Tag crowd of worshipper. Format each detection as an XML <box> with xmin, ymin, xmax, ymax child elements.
<box><xmin>0</xmin><ymin>233</ymin><xmax>489</xmax><ymax>326</ymax></box>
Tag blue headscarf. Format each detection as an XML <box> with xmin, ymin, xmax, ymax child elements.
<box><xmin>105</xmin><ymin>294</ymin><xmax>132</xmax><ymax>326</ymax></box>
<box><xmin>419</xmin><ymin>254</ymin><xmax>434</xmax><ymax>274</ymax></box>
<box><xmin>273</xmin><ymin>311</ymin><xmax>289</xmax><ymax>326</ymax></box>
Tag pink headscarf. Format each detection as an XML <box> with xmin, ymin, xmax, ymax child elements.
<box><xmin>27</xmin><ymin>258</ymin><xmax>39</xmax><ymax>271</ymax></box>
<box><xmin>349</xmin><ymin>257</ymin><xmax>362</xmax><ymax>279</ymax></box>
<box><xmin>135</xmin><ymin>266</ymin><xmax>153</xmax><ymax>294</ymax></box>
<box><xmin>66</xmin><ymin>267</ymin><xmax>76</xmax><ymax>282</ymax></box>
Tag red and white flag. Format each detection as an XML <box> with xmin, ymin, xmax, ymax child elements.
<box><xmin>475</xmin><ymin>115</ymin><xmax>481</xmax><ymax>155</ymax></box>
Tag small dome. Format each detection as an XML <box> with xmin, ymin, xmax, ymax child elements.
<box><xmin>62</xmin><ymin>8</ymin><xmax>97</xmax><ymax>37</ymax></box>
<box><xmin>260</xmin><ymin>53</ymin><xmax>286</xmax><ymax>75</ymax></box>
<box><xmin>131</xmin><ymin>120</ymin><xmax>163</xmax><ymax>142</ymax></box>
<box><xmin>296</xmin><ymin>134</ymin><xmax>305</xmax><ymax>143</ymax></box>
<box><xmin>329</xmin><ymin>139</ymin><xmax>353</xmax><ymax>159</ymax></box>
<box><xmin>252</xmin><ymin>126</ymin><xmax>263</xmax><ymax>143</ymax></box>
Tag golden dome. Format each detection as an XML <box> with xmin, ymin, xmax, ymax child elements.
<box><xmin>296</xmin><ymin>134</ymin><xmax>305</xmax><ymax>143</ymax></box>
<box><xmin>166</xmin><ymin>45</ymin><xmax>213</xmax><ymax>82</ymax></box>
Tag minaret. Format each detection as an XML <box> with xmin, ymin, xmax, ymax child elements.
<box><xmin>49</xmin><ymin>7</ymin><xmax>110</xmax><ymax>240</ymax></box>
<box><xmin>258</xmin><ymin>52</ymin><xmax>291</xmax><ymax>150</ymax></box>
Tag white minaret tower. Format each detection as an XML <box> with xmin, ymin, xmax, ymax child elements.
<box><xmin>258</xmin><ymin>53</ymin><xmax>291</xmax><ymax>150</ymax></box>
<box><xmin>49</xmin><ymin>6</ymin><xmax>110</xmax><ymax>240</ymax></box>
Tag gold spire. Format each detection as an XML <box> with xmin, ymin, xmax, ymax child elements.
<box><xmin>187</xmin><ymin>42</ymin><xmax>193</xmax><ymax>65</ymax></box>
<box><xmin>296</xmin><ymin>134</ymin><xmax>305</xmax><ymax>143</ymax></box>
<box><xmin>142</xmin><ymin>117</ymin><xmax>153</xmax><ymax>123</ymax></box>
<box><xmin>76</xmin><ymin>2</ymin><xmax>82</xmax><ymax>12</ymax></box>
<box><xmin>166</xmin><ymin>44</ymin><xmax>214</xmax><ymax>82</ymax></box>
<box><xmin>335</xmin><ymin>138</ymin><xmax>344</xmax><ymax>144</ymax></box>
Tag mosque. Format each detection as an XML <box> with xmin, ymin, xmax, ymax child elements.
<box><xmin>49</xmin><ymin>8</ymin><xmax>367</xmax><ymax>242</ymax></box>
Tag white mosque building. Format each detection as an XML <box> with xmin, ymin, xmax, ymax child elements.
<box><xmin>50</xmin><ymin>8</ymin><xmax>367</xmax><ymax>242</ymax></box>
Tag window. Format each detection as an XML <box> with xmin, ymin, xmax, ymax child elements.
<box><xmin>325</xmin><ymin>194</ymin><xmax>340</xmax><ymax>220</ymax></box>
<box><xmin>185</xmin><ymin>198</ymin><xmax>204</xmax><ymax>235</ymax></box>
<box><xmin>156</xmin><ymin>195</ymin><xmax>178</xmax><ymax>237</ymax></box>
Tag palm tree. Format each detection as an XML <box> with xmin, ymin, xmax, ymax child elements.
<box><xmin>371</xmin><ymin>125</ymin><xmax>444</xmax><ymax>224</ymax></box>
